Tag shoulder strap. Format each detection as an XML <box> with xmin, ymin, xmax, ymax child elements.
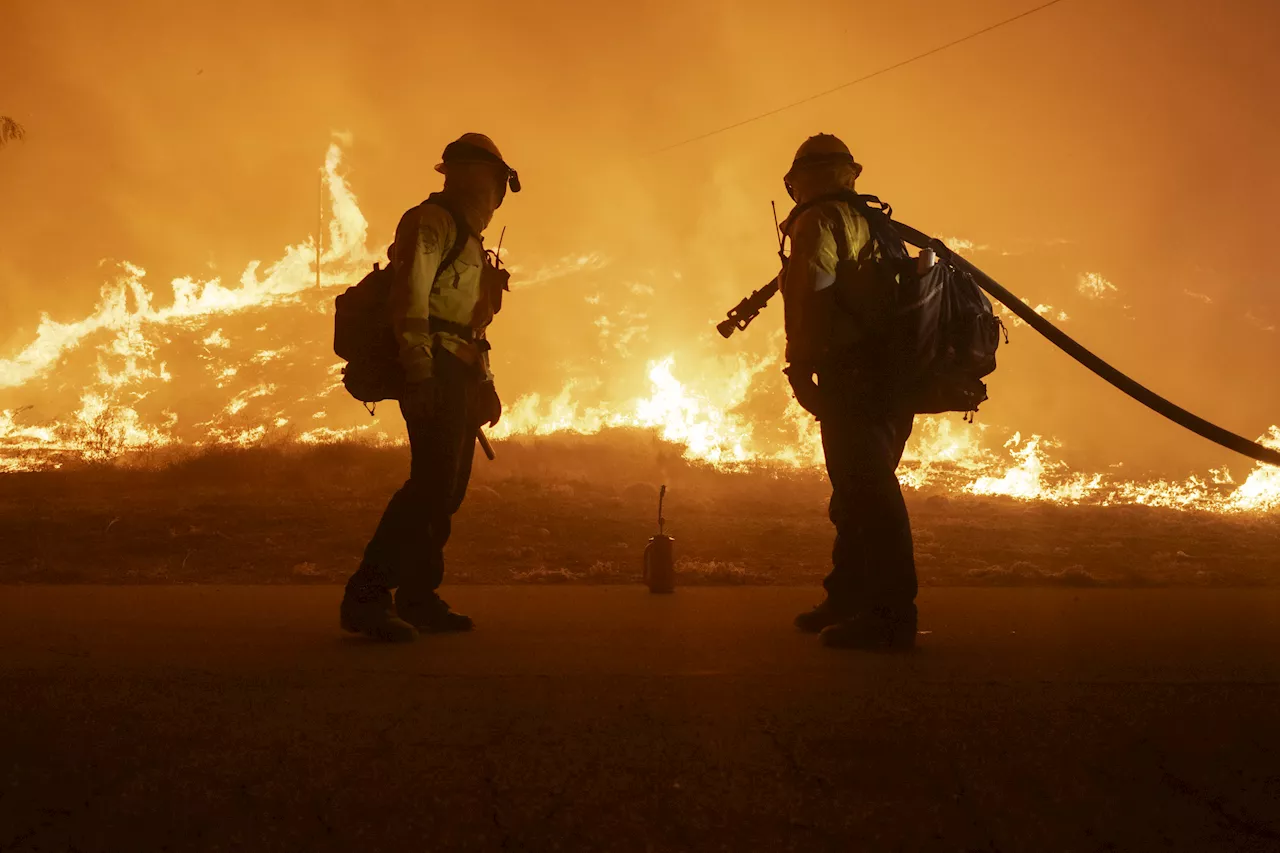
<box><xmin>790</xmin><ymin>191</ymin><xmax>885</xmax><ymax>263</ymax></box>
<box><xmin>829</xmin><ymin>206</ymin><xmax>851</xmax><ymax>263</ymax></box>
<box><xmin>420</xmin><ymin>194</ymin><xmax>472</xmax><ymax>282</ymax></box>
<box><xmin>789</xmin><ymin>191</ymin><xmax>888</xmax><ymax>223</ymax></box>
<box><xmin>827</xmin><ymin>191</ymin><xmax>909</xmax><ymax>263</ymax></box>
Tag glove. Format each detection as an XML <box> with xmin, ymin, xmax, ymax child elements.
<box><xmin>400</xmin><ymin>378</ymin><xmax>436</xmax><ymax>422</ymax></box>
<box><xmin>477</xmin><ymin>381</ymin><xmax>502</xmax><ymax>428</ymax></box>
<box><xmin>784</xmin><ymin>365</ymin><xmax>824</xmax><ymax>420</ymax></box>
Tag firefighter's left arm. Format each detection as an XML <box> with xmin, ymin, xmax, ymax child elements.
<box><xmin>779</xmin><ymin>206</ymin><xmax>840</xmax><ymax>368</ymax></box>
<box><xmin>476</xmin><ymin>343</ymin><xmax>502</xmax><ymax>426</ymax></box>
<box><xmin>393</xmin><ymin>205</ymin><xmax>453</xmax><ymax>383</ymax></box>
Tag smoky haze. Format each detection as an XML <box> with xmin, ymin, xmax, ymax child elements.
<box><xmin>2</xmin><ymin>0</ymin><xmax>1278</xmax><ymax>478</ymax></box>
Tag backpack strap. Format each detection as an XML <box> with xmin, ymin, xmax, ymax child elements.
<box><xmin>835</xmin><ymin>191</ymin><xmax>910</xmax><ymax>264</ymax></box>
<box><xmin>790</xmin><ymin>191</ymin><xmax>895</xmax><ymax>265</ymax></box>
<box><xmin>830</xmin><ymin>212</ymin><xmax>850</xmax><ymax>262</ymax></box>
<box><xmin>789</xmin><ymin>191</ymin><xmax>888</xmax><ymax>224</ymax></box>
<box><xmin>420</xmin><ymin>194</ymin><xmax>472</xmax><ymax>283</ymax></box>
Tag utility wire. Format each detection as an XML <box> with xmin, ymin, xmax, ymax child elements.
<box><xmin>651</xmin><ymin>0</ymin><xmax>1071</xmax><ymax>155</ymax></box>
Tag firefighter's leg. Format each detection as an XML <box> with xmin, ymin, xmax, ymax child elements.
<box><xmin>829</xmin><ymin>407</ymin><xmax>916</xmax><ymax>610</ymax></box>
<box><xmin>818</xmin><ymin>407</ymin><xmax>918</xmax><ymax>649</ymax></box>
<box><xmin>347</xmin><ymin>405</ymin><xmax>443</xmax><ymax>594</ymax></box>
<box><xmin>339</xmin><ymin>407</ymin><xmax>437</xmax><ymax>641</ymax></box>
<box><xmin>395</xmin><ymin>355</ymin><xmax>477</xmax><ymax>632</ymax></box>
<box><xmin>819</xmin><ymin>411</ymin><xmax>875</xmax><ymax>613</ymax></box>
<box><xmin>879</xmin><ymin>410</ymin><xmax>918</xmax><ymax>611</ymax></box>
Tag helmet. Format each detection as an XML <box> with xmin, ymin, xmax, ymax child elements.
<box><xmin>784</xmin><ymin>133</ymin><xmax>861</xmax><ymax>198</ymax></box>
<box><xmin>435</xmin><ymin>133</ymin><xmax>521</xmax><ymax>193</ymax></box>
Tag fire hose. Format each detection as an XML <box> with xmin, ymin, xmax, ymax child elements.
<box><xmin>718</xmin><ymin>219</ymin><xmax>1280</xmax><ymax>468</ymax></box>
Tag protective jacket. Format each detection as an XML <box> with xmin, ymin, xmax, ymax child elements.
<box><xmin>389</xmin><ymin>196</ymin><xmax>497</xmax><ymax>383</ymax></box>
<box><xmin>779</xmin><ymin>189</ymin><xmax>871</xmax><ymax>369</ymax></box>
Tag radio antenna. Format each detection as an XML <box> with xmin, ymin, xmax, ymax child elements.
<box><xmin>771</xmin><ymin>201</ymin><xmax>786</xmax><ymax>263</ymax></box>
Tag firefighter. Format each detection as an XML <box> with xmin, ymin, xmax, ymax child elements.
<box><xmin>781</xmin><ymin>134</ymin><xmax>919</xmax><ymax>650</ymax></box>
<box><xmin>340</xmin><ymin>133</ymin><xmax>517</xmax><ymax>642</ymax></box>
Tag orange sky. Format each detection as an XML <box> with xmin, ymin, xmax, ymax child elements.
<box><xmin>2</xmin><ymin>0</ymin><xmax>1278</xmax><ymax>475</ymax></box>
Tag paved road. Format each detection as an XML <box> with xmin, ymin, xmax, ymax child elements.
<box><xmin>2</xmin><ymin>586</ymin><xmax>1278</xmax><ymax>852</ymax></box>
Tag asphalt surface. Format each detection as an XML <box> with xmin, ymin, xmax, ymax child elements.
<box><xmin>2</xmin><ymin>585</ymin><xmax>1278</xmax><ymax>852</ymax></box>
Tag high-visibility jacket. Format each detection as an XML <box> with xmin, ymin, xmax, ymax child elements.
<box><xmin>779</xmin><ymin>193</ymin><xmax>871</xmax><ymax>369</ymax></box>
<box><xmin>388</xmin><ymin>197</ymin><xmax>497</xmax><ymax>383</ymax></box>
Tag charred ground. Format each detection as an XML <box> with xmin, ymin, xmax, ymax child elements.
<box><xmin>3</xmin><ymin>432</ymin><xmax>1277</xmax><ymax>587</ymax></box>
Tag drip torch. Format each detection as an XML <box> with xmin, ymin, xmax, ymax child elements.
<box><xmin>643</xmin><ymin>485</ymin><xmax>675</xmax><ymax>594</ymax></box>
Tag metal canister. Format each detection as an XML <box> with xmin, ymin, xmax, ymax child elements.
<box><xmin>643</xmin><ymin>485</ymin><xmax>675</xmax><ymax>593</ymax></box>
<box><xmin>917</xmin><ymin>247</ymin><xmax>937</xmax><ymax>274</ymax></box>
<box><xmin>644</xmin><ymin>533</ymin><xmax>675</xmax><ymax>594</ymax></box>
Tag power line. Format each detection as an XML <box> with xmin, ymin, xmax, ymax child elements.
<box><xmin>650</xmin><ymin>0</ymin><xmax>1072</xmax><ymax>155</ymax></box>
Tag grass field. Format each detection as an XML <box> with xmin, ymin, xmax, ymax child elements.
<box><xmin>3</xmin><ymin>431</ymin><xmax>1278</xmax><ymax>587</ymax></box>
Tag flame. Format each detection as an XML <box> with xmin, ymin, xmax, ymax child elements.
<box><xmin>965</xmin><ymin>434</ymin><xmax>1103</xmax><ymax>502</ymax></box>
<box><xmin>1078</xmin><ymin>272</ymin><xmax>1119</xmax><ymax>299</ymax></box>
<box><xmin>1222</xmin><ymin>427</ymin><xmax>1280</xmax><ymax>512</ymax></box>
<box><xmin>491</xmin><ymin>356</ymin><xmax>767</xmax><ymax>465</ymax></box>
<box><xmin>0</xmin><ymin>142</ymin><xmax>1276</xmax><ymax>516</ymax></box>
<box><xmin>1</xmin><ymin>145</ymin><xmax>370</xmax><ymax>393</ymax></box>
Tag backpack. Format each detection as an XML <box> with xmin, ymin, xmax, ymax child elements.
<box><xmin>333</xmin><ymin>198</ymin><xmax>470</xmax><ymax>405</ymax></box>
<box><xmin>803</xmin><ymin>191</ymin><xmax>1005</xmax><ymax>416</ymax></box>
<box><xmin>899</xmin><ymin>254</ymin><xmax>1005</xmax><ymax>416</ymax></box>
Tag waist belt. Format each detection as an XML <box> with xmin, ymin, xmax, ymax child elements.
<box><xmin>429</xmin><ymin>317</ymin><xmax>475</xmax><ymax>340</ymax></box>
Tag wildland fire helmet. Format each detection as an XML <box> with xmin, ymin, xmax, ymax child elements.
<box><xmin>435</xmin><ymin>133</ymin><xmax>522</xmax><ymax>194</ymax></box>
<box><xmin>784</xmin><ymin>133</ymin><xmax>862</xmax><ymax>200</ymax></box>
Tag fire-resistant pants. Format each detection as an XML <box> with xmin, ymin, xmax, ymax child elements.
<box><xmin>817</xmin><ymin>369</ymin><xmax>918</xmax><ymax>618</ymax></box>
<box><xmin>344</xmin><ymin>351</ymin><xmax>479</xmax><ymax>608</ymax></box>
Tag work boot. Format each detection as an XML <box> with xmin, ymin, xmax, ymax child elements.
<box><xmin>820</xmin><ymin>607</ymin><xmax>917</xmax><ymax>651</ymax></box>
<box><xmin>397</xmin><ymin>594</ymin><xmax>474</xmax><ymax>634</ymax></box>
<box><xmin>340</xmin><ymin>587</ymin><xmax>418</xmax><ymax>643</ymax></box>
<box><xmin>794</xmin><ymin>597</ymin><xmax>855</xmax><ymax>633</ymax></box>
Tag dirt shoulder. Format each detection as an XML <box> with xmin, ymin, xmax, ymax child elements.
<box><xmin>3</xmin><ymin>439</ymin><xmax>1277</xmax><ymax>586</ymax></box>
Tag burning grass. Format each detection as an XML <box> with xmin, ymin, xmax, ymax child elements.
<box><xmin>4</xmin><ymin>143</ymin><xmax>1276</xmax><ymax>515</ymax></box>
<box><xmin>2</xmin><ymin>431</ymin><xmax>1276</xmax><ymax>587</ymax></box>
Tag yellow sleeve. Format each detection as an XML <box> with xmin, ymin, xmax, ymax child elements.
<box><xmin>391</xmin><ymin>204</ymin><xmax>455</xmax><ymax>383</ymax></box>
<box><xmin>779</xmin><ymin>206</ymin><xmax>839</xmax><ymax>368</ymax></box>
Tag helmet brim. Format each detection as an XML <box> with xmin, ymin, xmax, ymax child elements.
<box><xmin>436</xmin><ymin>160</ymin><xmax>501</xmax><ymax>173</ymax></box>
<box><xmin>435</xmin><ymin>161</ymin><xmax>522</xmax><ymax>193</ymax></box>
<box><xmin>435</xmin><ymin>159</ymin><xmax>510</xmax><ymax>174</ymax></box>
<box><xmin>784</xmin><ymin>153</ymin><xmax>862</xmax><ymax>184</ymax></box>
